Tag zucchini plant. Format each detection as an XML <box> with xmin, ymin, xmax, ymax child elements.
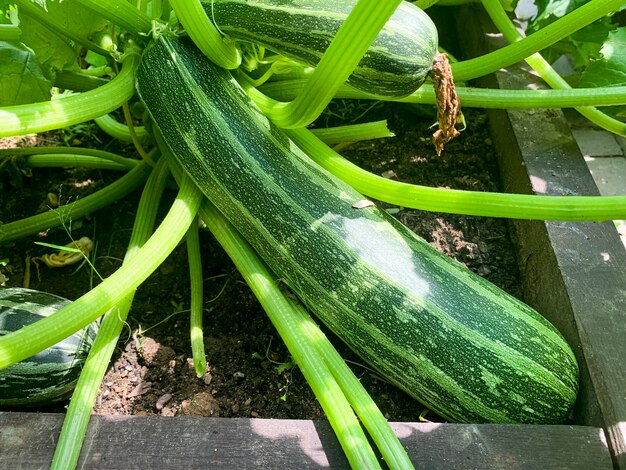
<box><xmin>0</xmin><ymin>0</ymin><xmax>625</xmax><ymax>468</ymax></box>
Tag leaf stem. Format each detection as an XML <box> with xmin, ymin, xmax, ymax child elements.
<box><xmin>0</xmin><ymin>160</ymin><xmax>151</xmax><ymax>245</ymax></box>
<box><xmin>169</xmin><ymin>0</ymin><xmax>241</xmax><ymax>69</ymax></box>
<box><xmin>258</xmin><ymin>79</ymin><xmax>626</xmax><ymax>109</ymax></box>
<box><xmin>51</xmin><ymin>155</ymin><xmax>171</xmax><ymax>470</ymax></box>
<box><xmin>73</xmin><ymin>0</ymin><xmax>153</xmax><ymax>36</ymax></box>
<box><xmin>187</xmin><ymin>216</ymin><xmax>207</xmax><ymax>377</ymax></box>
<box><xmin>481</xmin><ymin>0</ymin><xmax>626</xmax><ymax>136</ymax></box>
<box><xmin>0</xmin><ymin>49</ymin><xmax>140</xmax><ymax>138</ymax></box>
<box><xmin>453</xmin><ymin>0</ymin><xmax>625</xmax><ymax>81</ymax></box>
<box><xmin>285</xmin><ymin>127</ymin><xmax>626</xmax><ymax>221</ymax></box>
<box><xmin>198</xmin><ymin>200</ymin><xmax>386</xmax><ymax>470</ymax></box>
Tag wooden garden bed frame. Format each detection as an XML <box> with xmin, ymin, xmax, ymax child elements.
<box><xmin>1</xmin><ymin>6</ymin><xmax>624</xmax><ymax>469</ymax></box>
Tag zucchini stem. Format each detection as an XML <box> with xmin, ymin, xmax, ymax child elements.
<box><xmin>51</xmin><ymin>156</ymin><xmax>171</xmax><ymax>470</ymax></box>
<box><xmin>0</xmin><ymin>49</ymin><xmax>140</xmax><ymax>138</ymax></box>
<box><xmin>285</xmin><ymin>127</ymin><xmax>626</xmax><ymax>221</ymax></box>
<box><xmin>452</xmin><ymin>0</ymin><xmax>624</xmax><ymax>82</ymax></box>
<box><xmin>480</xmin><ymin>0</ymin><xmax>626</xmax><ymax>136</ymax></box>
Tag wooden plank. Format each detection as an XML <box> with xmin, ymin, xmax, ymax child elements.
<box><xmin>454</xmin><ymin>6</ymin><xmax>626</xmax><ymax>468</ymax></box>
<box><xmin>0</xmin><ymin>412</ymin><xmax>613</xmax><ymax>469</ymax></box>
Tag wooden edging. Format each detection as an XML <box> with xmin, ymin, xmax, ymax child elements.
<box><xmin>0</xmin><ymin>412</ymin><xmax>613</xmax><ymax>469</ymax></box>
<box><xmin>453</xmin><ymin>5</ymin><xmax>626</xmax><ymax>469</ymax></box>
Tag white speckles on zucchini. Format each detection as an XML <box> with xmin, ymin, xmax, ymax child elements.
<box><xmin>137</xmin><ymin>36</ymin><xmax>579</xmax><ymax>424</ymax></box>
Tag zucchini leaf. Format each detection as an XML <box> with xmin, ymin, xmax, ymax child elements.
<box><xmin>579</xmin><ymin>27</ymin><xmax>626</xmax><ymax>87</ymax></box>
<box><xmin>0</xmin><ymin>40</ymin><xmax>51</xmax><ymax>105</ymax></box>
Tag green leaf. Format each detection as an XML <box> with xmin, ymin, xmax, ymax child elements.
<box><xmin>579</xmin><ymin>27</ymin><xmax>626</xmax><ymax>87</ymax></box>
<box><xmin>17</xmin><ymin>0</ymin><xmax>110</xmax><ymax>78</ymax></box>
<box><xmin>0</xmin><ymin>40</ymin><xmax>51</xmax><ymax>105</ymax></box>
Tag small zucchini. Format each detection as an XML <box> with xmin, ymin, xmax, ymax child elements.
<box><xmin>203</xmin><ymin>0</ymin><xmax>439</xmax><ymax>97</ymax></box>
<box><xmin>0</xmin><ymin>288</ymin><xmax>98</xmax><ymax>406</ymax></box>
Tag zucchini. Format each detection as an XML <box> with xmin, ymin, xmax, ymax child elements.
<box><xmin>0</xmin><ymin>288</ymin><xmax>98</xmax><ymax>406</ymax></box>
<box><xmin>202</xmin><ymin>0</ymin><xmax>439</xmax><ymax>97</ymax></box>
<box><xmin>137</xmin><ymin>36</ymin><xmax>579</xmax><ymax>423</ymax></box>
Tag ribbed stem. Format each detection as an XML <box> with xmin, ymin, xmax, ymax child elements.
<box><xmin>0</xmin><ymin>50</ymin><xmax>140</xmax><ymax>138</ymax></box>
<box><xmin>187</xmin><ymin>216</ymin><xmax>207</xmax><ymax>377</ymax></box>
<box><xmin>453</xmin><ymin>0</ymin><xmax>624</xmax><ymax>81</ymax></box>
<box><xmin>51</xmin><ymin>156</ymin><xmax>171</xmax><ymax>470</ymax></box>
<box><xmin>169</xmin><ymin>0</ymin><xmax>241</xmax><ymax>69</ymax></box>
<box><xmin>198</xmin><ymin>200</ymin><xmax>383</xmax><ymax>470</ymax></box>
<box><xmin>481</xmin><ymin>0</ymin><xmax>626</xmax><ymax>136</ymax></box>
<box><xmin>95</xmin><ymin>114</ymin><xmax>151</xmax><ymax>144</ymax></box>
<box><xmin>286</xmin><ymin>127</ymin><xmax>626</xmax><ymax>221</ymax></box>
<box><xmin>0</xmin><ymin>161</ymin><xmax>151</xmax><ymax>245</ymax></box>
<box><xmin>259</xmin><ymin>79</ymin><xmax>626</xmax><ymax>109</ymax></box>
<box><xmin>23</xmin><ymin>154</ymin><xmax>138</xmax><ymax>171</ymax></box>
<box><xmin>310</xmin><ymin>120</ymin><xmax>393</xmax><ymax>145</ymax></box>
<box><xmin>73</xmin><ymin>0</ymin><xmax>153</xmax><ymax>36</ymax></box>
<box><xmin>1</xmin><ymin>146</ymin><xmax>139</xmax><ymax>168</ymax></box>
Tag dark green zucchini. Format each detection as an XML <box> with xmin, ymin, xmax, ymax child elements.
<box><xmin>202</xmin><ymin>0</ymin><xmax>439</xmax><ymax>97</ymax></box>
<box><xmin>0</xmin><ymin>288</ymin><xmax>98</xmax><ymax>406</ymax></box>
<box><xmin>136</xmin><ymin>36</ymin><xmax>579</xmax><ymax>423</ymax></box>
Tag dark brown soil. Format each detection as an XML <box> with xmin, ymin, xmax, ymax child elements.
<box><xmin>0</xmin><ymin>104</ymin><xmax>521</xmax><ymax>422</ymax></box>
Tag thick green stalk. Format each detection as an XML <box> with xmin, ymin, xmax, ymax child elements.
<box><xmin>481</xmin><ymin>0</ymin><xmax>626</xmax><ymax>136</ymax></box>
<box><xmin>288</xmin><ymin>295</ymin><xmax>413</xmax><ymax>470</ymax></box>
<box><xmin>23</xmin><ymin>154</ymin><xmax>137</xmax><ymax>171</ymax></box>
<box><xmin>0</xmin><ymin>162</ymin><xmax>150</xmax><ymax>245</ymax></box>
<box><xmin>285</xmin><ymin>127</ymin><xmax>626</xmax><ymax>221</ymax></box>
<box><xmin>310</xmin><ymin>120</ymin><xmax>394</xmax><ymax>145</ymax></box>
<box><xmin>54</xmin><ymin>71</ymin><xmax>109</xmax><ymax>92</ymax></box>
<box><xmin>51</xmin><ymin>155</ymin><xmax>171</xmax><ymax>470</ymax></box>
<box><xmin>0</xmin><ymin>24</ymin><xmax>21</xmax><ymax>42</ymax></box>
<box><xmin>198</xmin><ymin>200</ymin><xmax>383</xmax><ymax>469</ymax></box>
<box><xmin>169</xmin><ymin>0</ymin><xmax>241</xmax><ymax>69</ymax></box>
<box><xmin>95</xmin><ymin>114</ymin><xmax>151</xmax><ymax>144</ymax></box>
<box><xmin>453</xmin><ymin>0</ymin><xmax>624</xmax><ymax>81</ymax></box>
<box><xmin>73</xmin><ymin>0</ymin><xmax>153</xmax><ymax>36</ymax></box>
<box><xmin>262</xmin><ymin>0</ymin><xmax>402</xmax><ymax>128</ymax></box>
<box><xmin>259</xmin><ymin>79</ymin><xmax>626</xmax><ymax>109</ymax></box>
<box><xmin>0</xmin><ymin>169</ymin><xmax>202</xmax><ymax>369</ymax></box>
<box><xmin>0</xmin><ymin>50</ymin><xmax>140</xmax><ymax>138</ymax></box>
<box><xmin>187</xmin><ymin>216</ymin><xmax>207</xmax><ymax>377</ymax></box>
<box><xmin>1</xmin><ymin>146</ymin><xmax>139</xmax><ymax>168</ymax></box>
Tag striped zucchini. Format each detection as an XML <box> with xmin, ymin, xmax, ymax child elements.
<box><xmin>202</xmin><ymin>0</ymin><xmax>439</xmax><ymax>97</ymax></box>
<box><xmin>0</xmin><ymin>288</ymin><xmax>98</xmax><ymax>406</ymax></box>
<box><xmin>137</xmin><ymin>36</ymin><xmax>579</xmax><ymax>423</ymax></box>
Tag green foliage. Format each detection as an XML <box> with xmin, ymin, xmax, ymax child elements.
<box><xmin>579</xmin><ymin>27</ymin><xmax>626</xmax><ymax>87</ymax></box>
<box><xmin>0</xmin><ymin>41</ymin><xmax>50</xmax><ymax>105</ymax></box>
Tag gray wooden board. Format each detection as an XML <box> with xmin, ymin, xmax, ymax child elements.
<box><xmin>455</xmin><ymin>6</ymin><xmax>626</xmax><ymax>468</ymax></box>
<box><xmin>0</xmin><ymin>412</ymin><xmax>613</xmax><ymax>469</ymax></box>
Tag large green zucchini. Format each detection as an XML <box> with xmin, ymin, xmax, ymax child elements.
<box><xmin>0</xmin><ymin>288</ymin><xmax>98</xmax><ymax>406</ymax></box>
<box><xmin>136</xmin><ymin>36</ymin><xmax>579</xmax><ymax>423</ymax></box>
<box><xmin>202</xmin><ymin>0</ymin><xmax>439</xmax><ymax>97</ymax></box>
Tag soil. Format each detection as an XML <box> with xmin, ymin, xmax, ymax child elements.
<box><xmin>0</xmin><ymin>104</ymin><xmax>522</xmax><ymax>423</ymax></box>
